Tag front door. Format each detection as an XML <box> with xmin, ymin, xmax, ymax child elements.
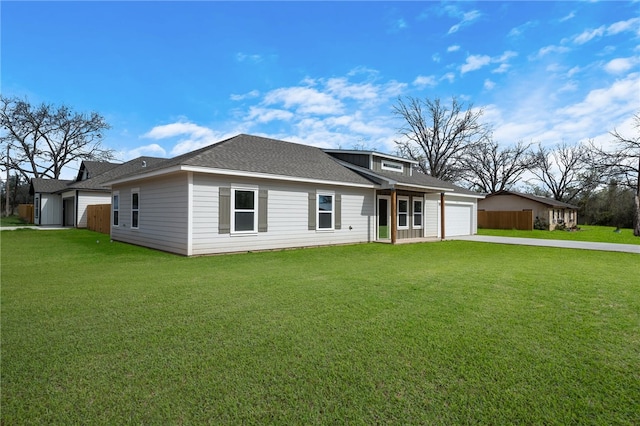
<box><xmin>378</xmin><ymin>196</ymin><xmax>390</xmax><ymax>240</ymax></box>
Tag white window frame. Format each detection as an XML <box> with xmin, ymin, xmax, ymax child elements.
<box><xmin>317</xmin><ymin>191</ymin><xmax>335</xmax><ymax>231</ymax></box>
<box><xmin>231</xmin><ymin>186</ymin><xmax>258</xmax><ymax>234</ymax></box>
<box><xmin>34</xmin><ymin>196</ymin><xmax>40</xmax><ymax>220</ymax></box>
<box><xmin>112</xmin><ymin>191</ymin><xmax>119</xmax><ymax>227</ymax></box>
<box><xmin>397</xmin><ymin>196</ymin><xmax>409</xmax><ymax>230</ymax></box>
<box><xmin>381</xmin><ymin>160</ymin><xmax>404</xmax><ymax>173</ymax></box>
<box><xmin>131</xmin><ymin>188</ymin><xmax>140</xmax><ymax>229</ymax></box>
<box><xmin>412</xmin><ymin>197</ymin><xmax>423</xmax><ymax>229</ymax></box>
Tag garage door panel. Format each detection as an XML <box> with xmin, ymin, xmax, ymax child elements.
<box><xmin>445</xmin><ymin>204</ymin><xmax>472</xmax><ymax>236</ymax></box>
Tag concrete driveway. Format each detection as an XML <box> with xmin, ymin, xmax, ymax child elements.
<box><xmin>449</xmin><ymin>235</ymin><xmax>640</xmax><ymax>254</ymax></box>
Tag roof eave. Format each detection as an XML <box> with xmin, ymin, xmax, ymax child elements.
<box><xmin>105</xmin><ymin>164</ymin><xmax>377</xmax><ymax>189</ymax></box>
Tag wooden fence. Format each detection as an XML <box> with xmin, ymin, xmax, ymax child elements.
<box><xmin>87</xmin><ymin>204</ymin><xmax>111</xmax><ymax>234</ymax></box>
<box><xmin>478</xmin><ymin>210</ymin><xmax>533</xmax><ymax>231</ymax></box>
<box><xmin>18</xmin><ymin>204</ymin><xmax>34</xmax><ymax>224</ymax></box>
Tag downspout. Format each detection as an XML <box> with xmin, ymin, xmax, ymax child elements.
<box><xmin>440</xmin><ymin>192</ymin><xmax>446</xmax><ymax>240</ymax></box>
<box><xmin>391</xmin><ymin>188</ymin><xmax>397</xmax><ymax>244</ymax></box>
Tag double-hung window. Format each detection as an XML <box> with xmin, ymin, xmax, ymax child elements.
<box><xmin>397</xmin><ymin>197</ymin><xmax>409</xmax><ymax>229</ymax></box>
<box><xmin>412</xmin><ymin>197</ymin><xmax>423</xmax><ymax>228</ymax></box>
<box><xmin>232</xmin><ymin>187</ymin><xmax>258</xmax><ymax>233</ymax></box>
<box><xmin>131</xmin><ymin>189</ymin><xmax>139</xmax><ymax>229</ymax></box>
<box><xmin>317</xmin><ymin>193</ymin><xmax>334</xmax><ymax>230</ymax></box>
<box><xmin>112</xmin><ymin>192</ymin><xmax>119</xmax><ymax>226</ymax></box>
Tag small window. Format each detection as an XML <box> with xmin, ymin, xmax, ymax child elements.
<box><xmin>381</xmin><ymin>160</ymin><xmax>404</xmax><ymax>173</ymax></box>
<box><xmin>232</xmin><ymin>187</ymin><xmax>258</xmax><ymax>233</ymax></box>
<box><xmin>317</xmin><ymin>193</ymin><xmax>334</xmax><ymax>230</ymax></box>
<box><xmin>34</xmin><ymin>197</ymin><xmax>40</xmax><ymax>220</ymax></box>
<box><xmin>398</xmin><ymin>197</ymin><xmax>409</xmax><ymax>229</ymax></box>
<box><xmin>413</xmin><ymin>197</ymin><xmax>423</xmax><ymax>228</ymax></box>
<box><xmin>131</xmin><ymin>190</ymin><xmax>139</xmax><ymax>229</ymax></box>
<box><xmin>112</xmin><ymin>192</ymin><xmax>119</xmax><ymax>226</ymax></box>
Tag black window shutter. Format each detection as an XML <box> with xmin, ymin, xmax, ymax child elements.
<box><xmin>258</xmin><ymin>189</ymin><xmax>268</xmax><ymax>232</ymax></box>
<box><xmin>219</xmin><ymin>187</ymin><xmax>230</xmax><ymax>234</ymax></box>
<box><xmin>308</xmin><ymin>192</ymin><xmax>316</xmax><ymax>230</ymax></box>
<box><xmin>335</xmin><ymin>194</ymin><xmax>342</xmax><ymax>230</ymax></box>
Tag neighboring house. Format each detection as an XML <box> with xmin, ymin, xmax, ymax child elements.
<box><xmin>30</xmin><ymin>157</ymin><xmax>164</xmax><ymax>227</ymax></box>
<box><xmin>105</xmin><ymin>134</ymin><xmax>484</xmax><ymax>256</ymax></box>
<box><xmin>478</xmin><ymin>190</ymin><xmax>578</xmax><ymax>230</ymax></box>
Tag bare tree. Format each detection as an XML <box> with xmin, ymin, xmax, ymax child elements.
<box><xmin>461</xmin><ymin>138</ymin><xmax>533</xmax><ymax>193</ymax></box>
<box><xmin>1</xmin><ymin>96</ymin><xmax>113</xmax><ymax>180</ymax></box>
<box><xmin>393</xmin><ymin>96</ymin><xmax>490</xmax><ymax>182</ymax></box>
<box><xmin>528</xmin><ymin>141</ymin><xmax>589</xmax><ymax>203</ymax></box>
<box><xmin>589</xmin><ymin>113</ymin><xmax>640</xmax><ymax>236</ymax></box>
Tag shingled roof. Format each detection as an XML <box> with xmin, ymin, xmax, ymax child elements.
<box><xmin>30</xmin><ymin>178</ymin><xmax>73</xmax><ymax>195</ymax></box>
<box><xmin>75</xmin><ymin>161</ymin><xmax>120</xmax><ymax>181</ymax></box>
<box><xmin>109</xmin><ymin>134</ymin><xmax>375</xmax><ymax>186</ymax></box>
<box><xmin>487</xmin><ymin>190</ymin><xmax>578</xmax><ymax>209</ymax></box>
<box><xmin>68</xmin><ymin>157</ymin><xmax>167</xmax><ymax>190</ymax></box>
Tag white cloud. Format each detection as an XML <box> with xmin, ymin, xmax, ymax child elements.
<box><xmin>230</xmin><ymin>90</ymin><xmax>260</xmax><ymax>101</ymax></box>
<box><xmin>143</xmin><ymin>122</ymin><xmax>226</xmax><ymax>156</ymax></box>
<box><xmin>413</xmin><ymin>75</ymin><xmax>438</xmax><ymax>89</ymax></box>
<box><xmin>492</xmin><ymin>64</ymin><xmax>510</xmax><ymax>74</ymax></box>
<box><xmin>488</xmin><ymin>72</ymin><xmax>639</xmax><ymax>148</ymax></box>
<box><xmin>144</xmin><ymin>122</ymin><xmax>215</xmax><ymax>140</ymax></box>
<box><xmin>534</xmin><ymin>45</ymin><xmax>571</xmax><ymax>58</ymax></box>
<box><xmin>247</xmin><ymin>107</ymin><xmax>294</xmax><ymax>123</ymax></box>
<box><xmin>447</xmin><ymin>45</ymin><xmax>460</xmax><ymax>52</ymax></box>
<box><xmin>484</xmin><ymin>79</ymin><xmax>496</xmax><ymax>90</ymax></box>
<box><xmin>391</xmin><ymin>18</ymin><xmax>408</xmax><ymax>32</ymax></box>
<box><xmin>235</xmin><ymin>52</ymin><xmax>263</xmax><ymax>63</ymax></box>
<box><xmin>124</xmin><ymin>144</ymin><xmax>167</xmax><ymax>160</ymax></box>
<box><xmin>508</xmin><ymin>20</ymin><xmax>539</xmax><ymax>38</ymax></box>
<box><xmin>326</xmin><ymin>78</ymin><xmax>379</xmax><ymax>101</ymax></box>
<box><xmin>461</xmin><ymin>54</ymin><xmax>491</xmax><ymax>74</ymax></box>
<box><xmin>607</xmin><ymin>17</ymin><xmax>640</xmax><ymax>36</ymax></box>
<box><xmin>557</xmin><ymin>72</ymin><xmax>639</xmax><ymax>120</ymax></box>
<box><xmin>604</xmin><ymin>57</ymin><xmax>639</xmax><ymax>74</ymax></box>
<box><xmin>573</xmin><ymin>26</ymin><xmax>605</xmax><ymax>44</ymax></box>
<box><xmin>559</xmin><ymin>11</ymin><xmax>575</xmax><ymax>23</ymax></box>
<box><xmin>441</xmin><ymin>72</ymin><xmax>456</xmax><ymax>83</ymax></box>
<box><xmin>569</xmin><ymin>18</ymin><xmax>640</xmax><ymax>46</ymax></box>
<box><xmin>432</xmin><ymin>53</ymin><xmax>441</xmax><ymax>63</ymax></box>
<box><xmin>460</xmin><ymin>50</ymin><xmax>517</xmax><ymax>75</ymax></box>
<box><xmin>263</xmin><ymin>87</ymin><xmax>343</xmax><ymax>115</ymax></box>
<box><xmin>448</xmin><ymin>9</ymin><xmax>481</xmax><ymax>34</ymax></box>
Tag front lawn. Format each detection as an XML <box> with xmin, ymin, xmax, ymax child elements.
<box><xmin>2</xmin><ymin>230</ymin><xmax>639</xmax><ymax>424</ymax></box>
<box><xmin>479</xmin><ymin>224</ymin><xmax>640</xmax><ymax>245</ymax></box>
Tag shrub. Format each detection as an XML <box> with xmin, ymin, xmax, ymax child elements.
<box><xmin>534</xmin><ymin>217</ymin><xmax>548</xmax><ymax>230</ymax></box>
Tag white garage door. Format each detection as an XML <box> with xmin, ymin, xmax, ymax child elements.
<box><xmin>445</xmin><ymin>203</ymin><xmax>473</xmax><ymax>237</ymax></box>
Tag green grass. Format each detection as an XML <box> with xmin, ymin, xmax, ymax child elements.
<box><xmin>2</xmin><ymin>229</ymin><xmax>639</xmax><ymax>424</ymax></box>
<box><xmin>479</xmin><ymin>224</ymin><xmax>640</xmax><ymax>245</ymax></box>
<box><xmin>0</xmin><ymin>215</ymin><xmax>33</xmax><ymax>227</ymax></box>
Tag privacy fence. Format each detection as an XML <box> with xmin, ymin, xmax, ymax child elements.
<box><xmin>477</xmin><ymin>210</ymin><xmax>533</xmax><ymax>231</ymax></box>
<box><xmin>18</xmin><ymin>204</ymin><xmax>34</xmax><ymax>224</ymax></box>
<box><xmin>87</xmin><ymin>204</ymin><xmax>111</xmax><ymax>234</ymax></box>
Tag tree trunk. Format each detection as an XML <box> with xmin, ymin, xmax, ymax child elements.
<box><xmin>635</xmin><ymin>156</ymin><xmax>640</xmax><ymax>237</ymax></box>
<box><xmin>634</xmin><ymin>193</ymin><xmax>640</xmax><ymax>237</ymax></box>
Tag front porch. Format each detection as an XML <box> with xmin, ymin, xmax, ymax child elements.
<box><xmin>376</xmin><ymin>189</ymin><xmax>446</xmax><ymax>244</ymax></box>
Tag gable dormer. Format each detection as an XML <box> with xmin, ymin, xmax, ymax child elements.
<box><xmin>324</xmin><ymin>149</ymin><xmax>417</xmax><ymax>178</ymax></box>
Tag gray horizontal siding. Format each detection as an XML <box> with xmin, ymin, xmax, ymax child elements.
<box><xmin>191</xmin><ymin>175</ymin><xmax>374</xmax><ymax>255</ymax></box>
<box><xmin>111</xmin><ymin>174</ymin><xmax>189</xmax><ymax>255</ymax></box>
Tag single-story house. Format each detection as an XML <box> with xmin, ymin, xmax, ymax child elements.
<box><xmin>104</xmin><ymin>134</ymin><xmax>484</xmax><ymax>256</ymax></box>
<box><xmin>30</xmin><ymin>158</ymin><xmax>164</xmax><ymax>227</ymax></box>
<box><xmin>478</xmin><ymin>190</ymin><xmax>578</xmax><ymax>230</ymax></box>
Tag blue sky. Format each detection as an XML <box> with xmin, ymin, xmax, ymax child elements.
<box><xmin>2</xmin><ymin>1</ymin><xmax>639</xmax><ymax>179</ymax></box>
